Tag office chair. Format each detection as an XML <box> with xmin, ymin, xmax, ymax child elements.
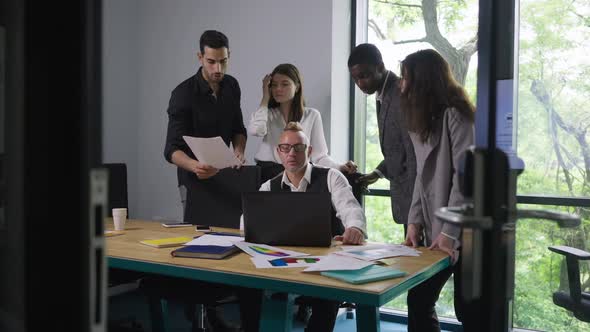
<box><xmin>102</xmin><ymin>163</ymin><xmax>144</xmax><ymax>287</ymax></box>
<box><xmin>102</xmin><ymin>163</ymin><xmax>146</xmax><ymax>331</ymax></box>
<box><xmin>103</xmin><ymin>163</ymin><xmax>129</xmax><ymax>218</ymax></box>
<box><xmin>183</xmin><ymin>166</ymin><xmax>261</xmax><ymax>227</ymax></box>
<box><xmin>140</xmin><ymin>166</ymin><xmax>261</xmax><ymax>332</ymax></box>
<box><xmin>548</xmin><ymin>245</ymin><xmax>590</xmax><ymax>322</ymax></box>
<box><xmin>293</xmin><ymin>172</ymin><xmax>364</xmax><ymax>324</ymax></box>
<box><xmin>103</xmin><ymin>163</ymin><xmax>139</xmax><ymax>285</ymax></box>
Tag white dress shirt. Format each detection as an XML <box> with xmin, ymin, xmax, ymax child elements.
<box><xmin>248</xmin><ymin>106</ymin><xmax>341</xmax><ymax>169</ymax></box>
<box><xmin>240</xmin><ymin>164</ymin><xmax>366</xmax><ymax>235</ymax></box>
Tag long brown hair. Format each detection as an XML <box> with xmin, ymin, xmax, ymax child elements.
<box><xmin>400</xmin><ymin>49</ymin><xmax>475</xmax><ymax>142</ymax></box>
<box><xmin>268</xmin><ymin>63</ymin><xmax>305</xmax><ymax>122</ymax></box>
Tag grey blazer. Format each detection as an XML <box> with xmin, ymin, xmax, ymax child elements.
<box><xmin>408</xmin><ymin>108</ymin><xmax>474</xmax><ymax>246</ymax></box>
<box><xmin>375</xmin><ymin>71</ymin><xmax>417</xmax><ymax>225</ymax></box>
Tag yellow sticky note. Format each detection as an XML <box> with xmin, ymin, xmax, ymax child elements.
<box><xmin>139</xmin><ymin>236</ymin><xmax>193</xmax><ymax>248</ymax></box>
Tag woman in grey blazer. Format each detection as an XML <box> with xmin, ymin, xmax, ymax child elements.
<box><xmin>400</xmin><ymin>49</ymin><xmax>476</xmax><ymax>332</ymax></box>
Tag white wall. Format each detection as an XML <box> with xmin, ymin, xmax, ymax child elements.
<box><xmin>103</xmin><ymin>0</ymin><xmax>351</xmax><ymax>220</ymax></box>
<box><xmin>103</xmin><ymin>0</ymin><xmax>140</xmax><ymax>217</ymax></box>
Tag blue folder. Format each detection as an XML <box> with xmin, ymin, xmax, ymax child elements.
<box><xmin>320</xmin><ymin>265</ymin><xmax>406</xmax><ymax>284</ymax></box>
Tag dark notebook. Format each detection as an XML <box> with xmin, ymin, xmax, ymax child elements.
<box><xmin>171</xmin><ymin>245</ymin><xmax>239</xmax><ymax>260</ymax></box>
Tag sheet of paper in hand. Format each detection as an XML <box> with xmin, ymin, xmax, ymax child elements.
<box><xmin>182</xmin><ymin>135</ymin><xmax>240</xmax><ymax>169</ymax></box>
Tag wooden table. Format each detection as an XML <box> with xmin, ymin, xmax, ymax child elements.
<box><xmin>107</xmin><ymin>219</ymin><xmax>450</xmax><ymax>332</ymax></box>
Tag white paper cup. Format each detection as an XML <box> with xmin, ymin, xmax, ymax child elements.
<box><xmin>112</xmin><ymin>208</ymin><xmax>127</xmax><ymax>230</ymax></box>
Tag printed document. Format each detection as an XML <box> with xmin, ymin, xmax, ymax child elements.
<box><xmin>335</xmin><ymin>244</ymin><xmax>421</xmax><ymax>261</ymax></box>
<box><xmin>182</xmin><ymin>136</ymin><xmax>240</xmax><ymax>169</ymax></box>
<box><xmin>235</xmin><ymin>242</ymin><xmax>309</xmax><ymax>260</ymax></box>
<box><xmin>184</xmin><ymin>234</ymin><xmax>244</xmax><ymax>247</ymax></box>
<box><xmin>251</xmin><ymin>256</ymin><xmax>325</xmax><ymax>269</ymax></box>
<box><xmin>302</xmin><ymin>254</ymin><xmax>374</xmax><ymax>272</ymax></box>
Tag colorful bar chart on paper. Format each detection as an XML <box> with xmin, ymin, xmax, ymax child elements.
<box><xmin>251</xmin><ymin>256</ymin><xmax>324</xmax><ymax>269</ymax></box>
<box><xmin>270</xmin><ymin>257</ymin><xmax>321</xmax><ymax>267</ymax></box>
<box><xmin>249</xmin><ymin>245</ymin><xmax>290</xmax><ymax>257</ymax></box>
<box><xmin>235</xmin><ymin>241</ymin><xmax>309</xmax><ymax>260</ymax></box>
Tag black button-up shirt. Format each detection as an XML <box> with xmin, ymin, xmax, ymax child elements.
<box><xmin>164</xmin><ymin>67</ymin><xmax>247</xmax><ymax>185</ymax></box>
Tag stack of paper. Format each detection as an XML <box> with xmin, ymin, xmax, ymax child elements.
<box><xmin>335</xmin><ymin>244</ymin><xmax>421</xmax><ymax>261</ymax></box>
<box><xmin>238</xmin><ymin>242</ymin><xmax>417</xmax><ymax>279</ymax></box>
<box><xmin>171</xmin><ymin>234</ymin><xmax>245</xmax><ymax>260</ymax></box>
<box><xmin>184</xmin><ymin>234</ymin><xmax>244</xmax><ymax>247</ymax></box>
<box><xmin>301</xmin><ymin>254</ymin><xmax>374</xmax><ymax>272</ymax></box>
<box><xmin>320</xmin><ymin>265</ymin><xmax>407</xmax><ymax>284</ymax></box>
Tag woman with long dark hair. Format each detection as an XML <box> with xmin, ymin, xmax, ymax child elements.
<box><xmin>249</xmin><ymin>63</ymin><xmax>357</xmax><ymax>182</ymax></box>
<box><xmin>401</xmin><ymin>49</ymin><xmax>476</xmax><ymax>332</ymax></box>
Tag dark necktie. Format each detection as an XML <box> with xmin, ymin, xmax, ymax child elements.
<box><xmin>376</xmin><ymin>100</ymin><xmax>381</xmax><ymax>114</ymax></box>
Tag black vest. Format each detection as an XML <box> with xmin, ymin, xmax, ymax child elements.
<box><xmin>270</xmin><ymin>167</ymin><xmax>345</xmax><ymax>236</ymax></box>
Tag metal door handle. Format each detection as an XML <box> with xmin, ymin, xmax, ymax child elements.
<box><xmin>436</xmin><ymin>206</ymin><xmax>580</xmax><ymax>229</ymax></box>
<box><xmin>435</xmin><ymin>205</ymin><xmax>493</xmax><ymax>229</ymax></box>
<box><xmin>515</xmin><ymin>209</ymin><xmax>580</xmax><ymax>228</ymax></box>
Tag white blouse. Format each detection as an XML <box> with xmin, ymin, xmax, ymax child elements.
<box><xmin>248</xmin><ymin>106</ymin><xmax>341</xmax><ymax>169</ymax></box>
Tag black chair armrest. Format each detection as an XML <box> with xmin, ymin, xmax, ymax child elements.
<box><xmin>548</xmin><ymin>245</ymin><xmax>590</xmax><ymax>260</ymax></box>
<box><xmin>548</xmin><ymin>245</ymin><xmax>590</xmax><ymax>322</ymax></box>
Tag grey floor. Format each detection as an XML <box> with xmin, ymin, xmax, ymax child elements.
<box><xmin>108</xmin><ymin>286</ymin><xmax>448</xmax><ymax>332</ymax></box>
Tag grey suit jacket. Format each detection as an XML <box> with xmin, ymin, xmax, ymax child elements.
<box><xmin>375</xmin><ymin>71</ymin><xmax>417</xmax><ymax>225</ymax></box>
<box><xmin>408</xmin><ymin>108</ymin><xmax>474</xmax><ymax>247</ymax></box>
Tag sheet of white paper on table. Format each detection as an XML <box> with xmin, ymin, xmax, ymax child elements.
<box><xmin>184</xmin><ymin>234</ymin><xmax>244</xmax><ymax>247</ymax></box>
<box><xmin>302</xmin><ymin>254</ymin><xmax>374</xmax><ymax>272</ymax></box>
<box><xmin>235</xmin><ymin>241</ymin><xmax>309</xmax><ymax>260</ymax></box>
<box><xmin>251</xmin><ymin>256</ymin><xmax>324</xmax><ymax>269</ymax></box>
<box><xmin>340</xmin><ymin>243</ymin><xmax>402</xmax><ymax>251</ymax></box>
<box><xmin>182</xmin><ymin>135</ymin><xmax>240</xmax><ymax>169</ymax></box>
<box><xmin>341</xmin><ymin>243</ymin><xmax>421</xmax><ymax>253</ymax></box>
<box><xmin>334</xmin><ymin>245</ymin><xmax>420</xmax><ymax>261</ymax></box>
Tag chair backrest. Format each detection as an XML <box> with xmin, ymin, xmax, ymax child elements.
<box><xmin>343</xmin><ymin>172</ymin><xmax>364</xmax><ymax>205</ymax></box>
<box><xmin>102</xmin><ymin>163</ymin><xmax>129</xmax><ymax>218</ymax></box>
<box><xmin>548</xmin><ymin>245</ymin><xmax>590</xmax><ymax>322</ymax></box>
<box><xmin>184</xmin><ymin>166</ymin><xmax>260</xmax><ymax>228</ymax></box>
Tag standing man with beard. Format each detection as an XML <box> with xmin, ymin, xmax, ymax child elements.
<box><xmin>162</xmin><ymin>29</ymin><xmax>246</xmax><ymax>331</ymax></box>
<box><xmin>164</xmin><ymin>29</ymin><xmax>247</xmax><ymax>222</ymax></box>
<box><xmin>348</xmin><ymin>43</ymin><xmax>417</xmax><ymax>233</ymax></box>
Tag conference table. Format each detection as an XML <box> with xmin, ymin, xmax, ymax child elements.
<box><xmin>107</xmin><ymin>219</ymin><xmax>450</xmax><ymax>332</ymax></box>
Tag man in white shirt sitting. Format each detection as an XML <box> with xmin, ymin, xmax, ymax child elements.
<box><xmin>239</xmin><ymin>121</ymin><xmax>366</xmax><ymax>332</ymax></box>
<box><xmin>263</xmin><ymin>121</ymin><xmax>366</xmax><ymax>243</ymax></box>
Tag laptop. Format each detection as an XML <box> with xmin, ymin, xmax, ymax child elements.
<box><xmin>242</xmin><ymin>191</ymin><xmax>333</xmax><ymax>247</ymax></box>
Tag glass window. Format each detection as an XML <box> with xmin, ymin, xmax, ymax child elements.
<box><xmin>513</xmin><ymin>1</ymin><xmax>590</xmax><ymax>331</ymax></box>
<box><xmin>514</xmin><ymin>205</ymin><xmax>589</xmax><ymax>331</ymax></box>
<box><xmin>358</xmin><ymin>1</ymin><xmax>589</xmax><ymax>330</ymax></box>
<box><xmin>360</xmin><ymin>0</ymin><xmax>480</xmax><ymax>320</ymax></box>
<box><xmin>517</xmin><ymin>0</ymin><xmax>590</xmax><ymax>200</ymax></box>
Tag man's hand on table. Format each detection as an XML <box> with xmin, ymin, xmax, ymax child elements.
<box><xmin>334</xmin><ymin>227</ymin><xmax>365</xmax><ymax>245</ymax></box>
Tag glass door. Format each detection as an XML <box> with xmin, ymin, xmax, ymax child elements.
<box><xmin>435</xmin><ymin>1</ymin><xmax>581</xmax><ymax>331</ymax></box>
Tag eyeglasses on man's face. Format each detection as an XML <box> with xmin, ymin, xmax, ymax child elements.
<box><xmin>278</xmin><ymin>143</ymin><xmax>307</xmax><ymax>153</ymax></box>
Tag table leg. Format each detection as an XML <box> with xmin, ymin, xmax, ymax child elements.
<box><xmin>356</xmin><ymin>304</ymin><xmax>380</xmax><ymax>332</ymax></box>
<box><xmin>259</xmin><ymin>291</ymin><xmax>295</xmax><ymax>332</ymax></box>
<box><xmin>147</xmin><ymin>296</ymin><xmax>169</xmax><ymax>332</ymax></box>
